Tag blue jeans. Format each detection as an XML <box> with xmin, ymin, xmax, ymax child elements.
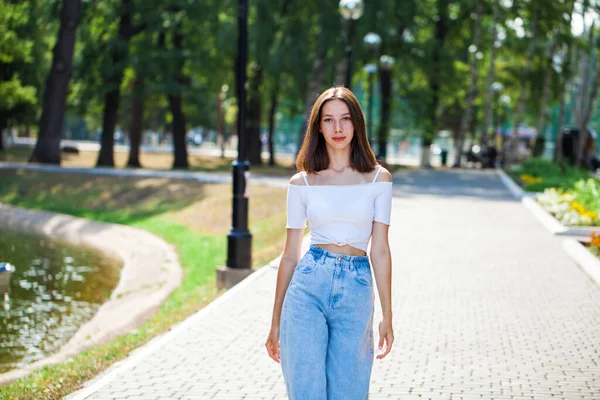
<box><xmin>280</xmin><ymin>245</ymin><xmax>375</xmax><ymax>399</ymax></box>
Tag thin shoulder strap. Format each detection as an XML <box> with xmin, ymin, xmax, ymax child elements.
<box><xmin>372</xmin><ymin>165</ymin><xmax>383</xmax><ymax>183</ymax></box>
<box><xmin>301</xmin><ymin>171</ymin><xmax>310</xmax><ymax>186</ymax></box>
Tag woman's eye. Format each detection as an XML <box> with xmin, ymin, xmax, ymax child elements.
<box><xmin>343</xmin><ymin>117</ymin><xmax>351</xmax><ymax>121</ymax></box>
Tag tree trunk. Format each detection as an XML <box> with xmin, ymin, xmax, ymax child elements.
<box><xmin>169</xmin><ymin>95</ymin><xmax>188</xmax><ymax>168</ymax></box>
<box><xmin>578</xmin><ymin>57</ymin><xmax>600</xmax><ymax>168</ymax></box>
<box><xmin>554</xmin><ymin>83</ymin><xmax>567</xmax><ymax>163</ymax></box>
<box><xmin>127</xmin><ymin>74</ymin><xmax>144</xmax><ymax>168</ymax></box>
<box><xmin>423</xmin><ymin>0</ymin><xmax>449</xmax><ymax>168</ymax></box>
<box><xmin>555</xmin><ymin>42</ymin><xmax>575</xmax><ymax>163</ymax></box>
<box><xmin>246</xmin><ymin>64</ymin><xmax>263</xmax><ymax>165</ymax></box>
<box><xmin>378</xmin><ymin>67</ymin><xmax>392</xmax><ymax>162</ymax></box>
<box><xmin>0</xmin><ymin>117</ymin><xmax>6</xmax><ymax>152</ymax></box>
<box><xmin>267</xmin><ymin>84</ymin><xmax>279</xmax><ymax>166</ymax></box>
<box><xmin>217</xmin><ymin>89</ymin><xmax>226</xmax><ymax>158</ymax></box>
<box><xmin>97</xmin><ymin>90</ymin><xmax>119</xmax><ymax>166</ymax></box>
<box><xmin>534</xmin><ymin>42</ymin><xmax>558</xmax><ymax>158</ymax></box>
<box><xmin>30</xmin><ymin>0</ymin><xmax>81</xmax><ymax>164</ymax></box>
<box><xmin>96</xmin><ymin>0</ymin><xmax>140</xmax><ymax>167</ymax></box>
<box><xmin>452</xmin><ymin>0</ymin><xmax>482</xmax><ymax>168</ymax></box>
<box><xmin>576</xmin><ymin>28</ymin><xmax>596</xmax><ymax>166</ymax></box>
<box><xmin>480</xmin><ymin>1</ymin><xmax>498</xmax><ymax>148</ymax></box>
<box><xmin>506</xmin><ymin>5</ymin><xmax>538</xmax><ymax>166</ymax></box>
<box><xmin>170</xmin><ymin>24</ymin><xmax>188</xmax><ymax>169</ymax></box>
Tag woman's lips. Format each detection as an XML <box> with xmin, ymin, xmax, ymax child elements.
<box><xmin>332</xmin><ymin>137</ymin><xmax>345</xmax><ymax>142</ymax></box>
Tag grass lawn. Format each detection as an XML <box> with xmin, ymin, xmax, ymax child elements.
<box><xmin>0</xmin><ymin>169</ymin><xmax>291</xmax><ymax>399</ymax></box>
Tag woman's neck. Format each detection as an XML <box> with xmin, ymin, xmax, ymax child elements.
<box><xmin>327</xmin><ymin>149</ymin><xmax>351</xmax><ymax>170</ymax></box>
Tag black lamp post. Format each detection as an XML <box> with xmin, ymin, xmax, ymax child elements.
<box><xmin>218</xmin><ymin>0</ymin><xmax>253</xmax><ymax>289</ymax></box>
<box><xmin>378</xmin><ymin>55</ymin><xmax>395</xmax><ymax>161</ymax></box>
<box><xmin>339</xmin><ymin>0</ymin><xmax>364</xmax><ymax>89</ymax></box>
<box><xmin>363</xmin><ymin>32</ymin><xmax>381</xmax><ymax>149</ymax></box>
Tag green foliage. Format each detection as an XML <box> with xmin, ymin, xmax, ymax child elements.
<box><xmin>0</xmin><ymin>0</ymin><xmax>595</xmax><ymax>157</ymax></box>
<box><xmin>0</xmin><ymin>0</ymin><xmax>38</xmax><ymax>122</ymax></box>
<box><xmin>571</xmin><ymin>178</ymin><xmax>600</xmax><ymax>214</ymax></box>
<box><xmin>514</xmin><ymin>157</ymin><xmax>594</xmax><ymax>192</ymax></box>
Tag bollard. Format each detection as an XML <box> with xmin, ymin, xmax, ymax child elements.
<box><xmin>0</xmin><ymin>262</ymin><xmax>15</xmax><ymax>295</ymax></box>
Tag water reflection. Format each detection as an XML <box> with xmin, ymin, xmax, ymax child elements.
<box><xmin>0</xmin><ymin>229</ymin><xmax>121</xmax><ymax>373</ymax></box>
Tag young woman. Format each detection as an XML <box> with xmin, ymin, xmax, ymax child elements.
<box><xmin>265</xmin><ymin>86</ymin><xmax>394</xmax><ymax>399</ymax></box>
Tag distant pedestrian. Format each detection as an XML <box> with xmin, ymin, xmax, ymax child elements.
<box><xmin>265</xmin><ymin>86</ymin><xmax>394</xmax><ymax>399</ymax></box>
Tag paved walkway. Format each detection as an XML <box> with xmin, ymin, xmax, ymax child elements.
<box><xmin>0</xmin><ymin>162</ymin><xmax>289</xmax><ymax>188</ymax></box>
<box><xmin>63</xmin><ymin>169</ymin><xmax>600</xmax><ymax>400</ymax></box>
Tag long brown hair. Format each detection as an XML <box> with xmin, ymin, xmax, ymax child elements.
<box><xmin>296</xmin><ymin>86</ymin><xmax>378</xmax><ymax>173</ymax></box>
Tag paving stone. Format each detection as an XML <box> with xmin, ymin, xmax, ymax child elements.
<box><xmin>65</xmin><ymin>170</ymin><xmax>600</xmax><ymax>400</ymax></box>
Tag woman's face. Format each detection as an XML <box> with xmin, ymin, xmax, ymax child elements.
<box><xmin>319</xmin><ymin>99</ymin><xmax>354</xmax><ymax>150</ymax></box>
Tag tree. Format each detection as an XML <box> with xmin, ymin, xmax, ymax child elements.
<box><xmin>168</xmin><ymin>15</ymin><xmax>189</xmax><ymax>169</ymax></box>
<box><xmin>480</xmin><ymin>0</ymin><xmax>499</xmax><ymax>148</ymax></box>
<box><xmin>127</xmin><ymin>73</ymin><xmax>144</xmax><ymax>167</ymax></box>
<box><xmin>423</xmin><ymin>0</ymin><xmax>450</xmax><ymax>168</ymax></box>
<box><xmin>452</xmin><ymin>0</ymin><xmax>482</xmax><ymax>168</ymax></box>
<box><xmin>96</xmin><ymin>0</ymin><xmax>144</xmax><ymax>167</ymax></box>
<box><xmin>30</xmin><ymin>0</ymin><xmax>82</xmax><ymax>164</ymax></box>
<box><xmin>0</xmin><ymin>1</ymin><xmax>38</xmax><ymax>152</ymax></box>
<box><xmin>505</xmin><ymin>2</ymin><xmax>539</xmax><ymax>167</ymax></box>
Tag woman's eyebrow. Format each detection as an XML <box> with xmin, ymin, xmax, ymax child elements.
<box><xmin>322</xmin><ymin>113</ymin><xmax>351</xmax><ymax>117</ymax></box>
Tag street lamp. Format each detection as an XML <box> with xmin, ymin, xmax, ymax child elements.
<box><xmin>378</xmin><ymin>55</ymin><xmax>395</xmax><ymax>160</ymax></box>
<box><xmin>339</xmin><ymin>0</ymin><xmax>364</xmax><ymax>89</ymax></box>
<box><xmin>363</xmin><ymin>32</ymin><xmax>381</xmax><ymax>149</ymax></box>
<box><xmin>217</xmin><ymin>0</ymin><xmax>253</xmax><ymax>290</ymax></box>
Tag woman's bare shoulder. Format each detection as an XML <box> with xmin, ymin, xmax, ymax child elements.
<box><xmin>289</xmin><ymin>172</ymin><xmax>307</xmax><ymax>186</ymax></box>
<box><xmin>375</xmin><ymin>166</ymin><xmax>393</xmax><ymax>182</ymax></box>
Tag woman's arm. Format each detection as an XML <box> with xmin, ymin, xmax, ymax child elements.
<box><xmin>270</xmin><ymin>228</ymin><xmax>305</xmax><ymax>328</ymax></box>
<box><xmin>370</xmin><ymin>223</ymin><xmax>392</xmax><ymax>319</ymax></box>
<box><xmin>370</xmin><ymin>166</ymin><xmax>394</xmax><ymax>359</ymax></box>
<box><xmin>265</xmin><ymin>227</ymin><xmax>304</xmax><ymax>363</ymax></box>
<box><xmin>370</xmin><ymin>222</ymin><xmax>394</xmax><ymax>360</ymax></box>
<box><xmin>266</xmin><ymin>173</ymin><xmax>308</xmax><ymax>363</ymax></box>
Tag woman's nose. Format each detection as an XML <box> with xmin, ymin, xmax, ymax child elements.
<box><xmin>334</xmin><ymin>120</ymin><xmax>342</xmax><ymax>132</ymax></box>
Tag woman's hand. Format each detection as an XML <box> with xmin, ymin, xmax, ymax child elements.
<box><xmin>376</xmin><ymin>318</ymin><xmax>394</xmax><ymax>360</ymax></box>
<box><xmin>265</xmin><ymin>326</ymin><xmax>281</xmax><ymax>363</ymax></box>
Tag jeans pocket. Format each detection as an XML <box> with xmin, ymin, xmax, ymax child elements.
<box><xmin>351</xmin><ymin>266</ymin><xmax>373</xmax><ymax>286</ymax></box>
<box><xmin>294</xmin><ymin>252</ymin><xmax>320</xmax><ymax>274</ymax></box>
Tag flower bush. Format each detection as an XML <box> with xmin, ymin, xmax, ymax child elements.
<box><xmin>587</xmin><ymin>232</ymin><xmax>600</xmax><ymax>257</ymax></box>
<box><xmin>520</xmin><ymin>174</ymin><xmax>543</xmax><ymax>185</ymax></box>
<box><xmin>536</xmin><ymin>187</ymin><xmax>599</xmax><ymax>226</ymax></box>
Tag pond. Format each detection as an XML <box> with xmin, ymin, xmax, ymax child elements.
<box><xmin>0</xmin><ymin>228</ymin><xmax>122</xmax><ymax>373</ymax></box>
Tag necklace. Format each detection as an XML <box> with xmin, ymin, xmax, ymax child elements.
<box><xmin>330</xmin><ymin>164</ymin><xmax>350</xmax><ymax>173</ymax></box>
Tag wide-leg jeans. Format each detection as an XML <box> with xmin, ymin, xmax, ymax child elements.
<box><xmin>280</xmin><ymin>244</ymin><xmax>375</xmax><ymax>400</ymax></box>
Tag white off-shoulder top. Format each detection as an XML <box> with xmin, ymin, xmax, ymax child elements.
<box><xmin>286</xmin><ymin>165</ymin><xmax>392</xmax><ymax>252</ymax></box>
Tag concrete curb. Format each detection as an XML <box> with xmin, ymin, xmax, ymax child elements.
<box><xmin>0</xmin><ymin>204</ymin><xmax>183</xmax><ymax>385</ymax></box>
<box><xmin>65</xmin><ymin>235</ymin><xmax>311</xmax><ymax>400</ymax></box>
<box><xmin>563</xmin><ymin>239</ymin><xmax>600</xmax><ymax>287</ymax></box>
<box><xmin>521</xmin><ymin>196</ymin><xmax>568</xmax><ymax>235</ymax></box>
<box><xmin>495</xmin><ymin>168</ymin><xmax>531</xmax><ymax>200</ymax></box>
